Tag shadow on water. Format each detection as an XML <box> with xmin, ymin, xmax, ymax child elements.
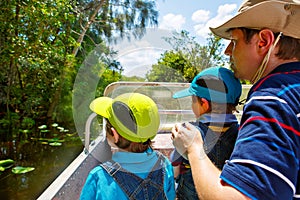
<box><xmin>0</xmin><ymin>130</ymin><xmax>83</xmax><ymax>200</ymax></box>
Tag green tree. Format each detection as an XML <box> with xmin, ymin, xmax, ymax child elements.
<box><xmin>50</xmin><ymin>0</ymin><xmax>159</xmax><ymax>121</ymax></box>
<box><xmin>0</xmin><ymin>0</ymin><xmax>77</xmax><ymax>135</ymax></box>
<box><xmin>72</xmin><ymin>0</ymin><xmax>158</xmax><ymax>56</ymax></box>
<box><xmin>146</xmin><ymin>50</ymin><xmax>196</xmax><ymax>82</ymax></box>
<box><xmin>146</xmin><ymin>30</ymin><xmax>226</xmax><ymax>82</ymax></box>
<box><xmin>49</xmin><ymin>0</ymin><xmax>159</xmax><ymax>120</ymax></box>
<box><xmin>0</xmin><ymin>0</ymin><xmax>159</xmax><ymax>137</ymax></box>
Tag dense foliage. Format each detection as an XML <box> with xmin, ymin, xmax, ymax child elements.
<box><xmin>0</xmin><ymin>0</ymin><xmax>229</xmax><ymax>141</ymax></box>
<box><xmin>0</xmin><ymin>0</ymin><xmax>158</xmax><ymax>139</ymax></box>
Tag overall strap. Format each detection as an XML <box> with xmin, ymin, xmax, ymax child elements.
<box><xmin>196</xmin><ymin>121</ymin><xmax>239</xmax><ymax>169</ymax></box>
<box><xmin>130</xmin><ymin>151</ymin><xmax>167</xmax><ymax>200</ymax></box>
<box><xmin>194</xmin><ymin>121</ymin><xmax>218</xmax><ymax>154</ymax></box>
<box><xmin>100</xmin><ymin>160</ymin><xmax>122</xmax><ymax>176</ymax></box>
<box><xmin>100</xmin><ymin>151</ymin><xmax>167</xmax><ymax>200</ymax></box>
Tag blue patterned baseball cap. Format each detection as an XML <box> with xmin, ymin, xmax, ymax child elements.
<box><xmin>173</xmin><ymin>67</ymin><xmax>241</xmax><ymax>105</ymax></box>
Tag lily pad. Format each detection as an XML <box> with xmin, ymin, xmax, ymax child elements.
<box><xmin>38</xmin><ymin>138</ymin><xmax>48</xmax><ymax>141</ymax></box>
<box><xmin>40</xmin><ymin>141</ymin><xmax>48</xmax><ymax>145</ymax></box>
<box><xmin>66</xmin><ymin>133</ymin><xmax>76</xmax><ymax>137</ymax></box>
<box><xmin>38</xmin><ymin>125</ymin><xmax>47</xmax><ymax>129</ymax></box>
<box><xmin>12</xmin><ymin>166</ymin><xmax>35</xmax><ymax>174</ymax></box>
<box><xmin>0</xmin><ymin>159</ymin><xmax>14</xmax><ymax>171</ymax></box>
<box><xmin>48</xmin><ymin>138</ymin><xmax>64</xmax><ymax>143</ymax></box>
<box><xmin>40</xmin><ymin>129</ymin><xmax>50</xmax><ymax>133</ymax></box>
<box><xmin>49</xmin><ymin>142</ymin><xmax>62</xmax><ymax>146</ymax></box>
<box><xmin>57</xmin><ymin>127</ymin><xmax>65</xmax><ymax>132</ymax></box>
<box><xmin>52</xmin><ymin>123</ymin><xmax>59</xmax><ymax>127</ymax></box>
<box><xmin>20</xmin><ymin>129</ymin><xmax>30</xmax><ymax>133</ymax></box>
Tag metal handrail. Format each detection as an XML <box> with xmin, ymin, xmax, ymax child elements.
<box><xmin>103</xmin><ymin>81</ymin><xmax>190</xmax><ymax>96</ymax></box>
<box><xmin>84</xmin><ymin>112</ymin><xmax>97</xmax><ymax>153</ymax></box>
<box><xmin>159</xmin><ymin>109</ymin><xmax>193</xmax><ymax>114</ymax></box>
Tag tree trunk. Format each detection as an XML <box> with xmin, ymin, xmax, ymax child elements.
<box><xmin>47</xmin><ymin>0</ymin><xmax>106</xmax><ymax>119</ymax></box>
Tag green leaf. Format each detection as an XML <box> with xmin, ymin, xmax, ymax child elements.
<box><xmin>0</xmin><ymin>159</ymin><xmax>15</xmax><ymax>171</ymax></box>
<box><xmin>38</xmin><ymin>138</ymin><xmax>49</xmax><ymax>141</ymax></box>
<box><xmin>40</xmin><ymin>142</ymin><xmax>48</xmax><ymax>145</ymax></box>
<box><xmin>49</xmin><ymin>142</ymin><xmax>62</xmax><ymax>146</ymax></box>
<box><xmin>12</xmin><ymin>166</ymin><xmax>35</xmax><ymax>174</ymax></box>
<box><xmin>52</xmin><ymin>123</ymin><xmax>59</xmax><ymax>127</ymax></box>
<box><xmin>48</xmin><ymin>138</ymin><xmax>64</xmax><ymax>143</ymax></box>
<box><xmin>57</xmin><ymin>127</ymin><xmax>64</xmax><ymax>132</ymax></box>
<box><xmin>20</xmin><ymin>129</ymin><xmax>30</xmax><ymax>133</ymax></box>
<box><xmin>38</xmin><ymin>125</ymin><xmax>47</xmax><ymax>129</ymax></box>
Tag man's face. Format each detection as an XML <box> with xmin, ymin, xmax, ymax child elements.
<box><xmin>224</xmin><ymin>29</ymin><xmax>262</xmax><ymax>81</ymax></box>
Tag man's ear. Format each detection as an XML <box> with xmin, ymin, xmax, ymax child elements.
<box><xmin>111</xmin><ymin>128</ymin><xmax>119</xmax><ymax>143</ymax></box>
<box><xmin>258</xmin><ymin>29</ymin><xmax>275</xmax><ymax>52</ymax></box>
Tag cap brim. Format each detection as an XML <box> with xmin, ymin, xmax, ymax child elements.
<box><xmin>210</xmin><ymin>1</ymin><xmax>300</xmax><ymax>40</ymax></box>
<box><xmin>89</xmin><ymin>97</ymin><xmax>113</xmax><ymax>118</ymax></box>
<box><xmin>173</xmin><ymin>88</ymin><xmax>192</xmax><ymax>99</ymax></box>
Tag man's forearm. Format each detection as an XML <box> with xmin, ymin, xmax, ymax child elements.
<box><xmin>187</xmin><ymin>146</ymin><xmax>250</xmax><ymax>200</ymax></box>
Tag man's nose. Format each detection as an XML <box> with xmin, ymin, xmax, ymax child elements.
<box><xmin>224</xmin><ymin>42</ymin><xmax>233</xmax><ymax>56</ymax></box>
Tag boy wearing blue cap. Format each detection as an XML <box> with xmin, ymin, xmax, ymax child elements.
<box><xmin>80</xmin><ymin>93</ymin><xmax>175</xmax><ymax>200</ymax></box>
<box><xmin>171</xmin><ymin>67</ymin><xmax>242</xmax><ymax>200</ymax></box>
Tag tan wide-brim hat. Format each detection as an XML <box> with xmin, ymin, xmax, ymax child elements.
<box><xmin>210</xmin><ymin>0</ymin><xmax>300</xmax><ymax>39</ymax></box>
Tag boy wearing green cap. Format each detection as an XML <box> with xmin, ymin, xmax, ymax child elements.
<box><xmin>80</xmin><ymin>93</ymin><xmax>175</xmax><ymax>200</ymax></box>
<box><xmin>170</xmin><ymin>67</ymin><xmax>242</xmax><ymax>200</ymax></box>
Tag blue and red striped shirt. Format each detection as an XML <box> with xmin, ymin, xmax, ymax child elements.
<box><xmin>221</xmin><ymin>62</ymin><xmax>300</xmax><ymax>200</ymax></box>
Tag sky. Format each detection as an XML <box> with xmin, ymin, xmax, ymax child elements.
<box><xmin>111</xmin><ymin>0</ymin><xmax>244</xmax><ymax>77</ymax></box>
<box><xmin>157</xmin><ymin>0</ymin><xmax>243</xmax><ymax>42</ymax></box>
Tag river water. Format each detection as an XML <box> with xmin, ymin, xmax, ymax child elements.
<box><xmin>0</xmin><ymin>138</ymin><xmax>83</xmax><ymax>200</ymax></box>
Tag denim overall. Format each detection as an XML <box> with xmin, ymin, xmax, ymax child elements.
<box><xmin>100</xmin><ymin>151</ymin><xmax>168</xmax><ymax>200</ymax></box>
<box><xmin>176</xmin><ymin>122</ymin><xmax>239</xmax><ymax>200</ymax></box>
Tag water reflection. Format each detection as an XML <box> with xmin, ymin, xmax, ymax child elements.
<box><xmin>0</xmin><ymin>138</ymin><xmax>83</xmax><ymax>200</ymax></box>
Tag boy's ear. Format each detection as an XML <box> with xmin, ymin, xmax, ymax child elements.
<box><xmin>200</xmin><ymin>98</ymin><xmax>210</xmax><ymax>112</ymax></box>
<box><xmin>111</xmin><ymin>128</ymin><xmax>119</xmax><ymax>143</ymax></box>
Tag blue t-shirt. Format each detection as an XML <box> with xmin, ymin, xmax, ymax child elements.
<box><xmin>221</xmin><ymin>62</ymin><xmax>300</xmax><ymax>200</ymax></box>
<box><xmin>80</xmin><ymin>148</ymin><xmax>175</xmax><ymax>200</ymax></box>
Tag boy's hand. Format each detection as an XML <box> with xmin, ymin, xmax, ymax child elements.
<box><xmin>171</xmin><ymin>122</ymin><xmax>205</xmax><ymax>159</ymax></box>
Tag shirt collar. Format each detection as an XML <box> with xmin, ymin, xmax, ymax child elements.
<box><xmin>271</xmin><ymin>61</ymin><xmax>300</xmax><ymax>74</ymax></box>
<box><xmin>112</xmin><ymin>147</ymin><xmax>155</xmax><ymax>164</ymax></box>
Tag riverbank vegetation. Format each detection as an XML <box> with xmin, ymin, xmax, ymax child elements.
<box><xmin>0</xmin><ymin>0</ymin><xmax>229</xmax><ymax>142</ymax></box>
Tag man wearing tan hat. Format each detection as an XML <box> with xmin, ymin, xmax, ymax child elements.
<box><xmin>171</xmin><ymin>0</ymin><xmax>300</xmax><ymax>200</ymax></box>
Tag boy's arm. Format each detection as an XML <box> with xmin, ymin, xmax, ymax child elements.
<box><xmin>173</xmin><ymin>165</ymin><xmax>180</xmax><ymax>178</ymax></box>
<box><xmin>169</xmin><ymin>148</ymin><xmax>183</xmax><ymax>178</ymax></box>
<box><xmin>80</xmin><ymin>172</ymin><xmax>98</xmax><ymax>200</ymax></box>
<box><xmin>172</xmin><ymin>122</ymin><xmax>251</xmax><ymax>200</ymax></box>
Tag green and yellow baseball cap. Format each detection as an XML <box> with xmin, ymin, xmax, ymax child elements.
<box><xmin>90</xmin><ymin>93</ymin><xmax>160</xmax><ymax>143</ymax></box>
